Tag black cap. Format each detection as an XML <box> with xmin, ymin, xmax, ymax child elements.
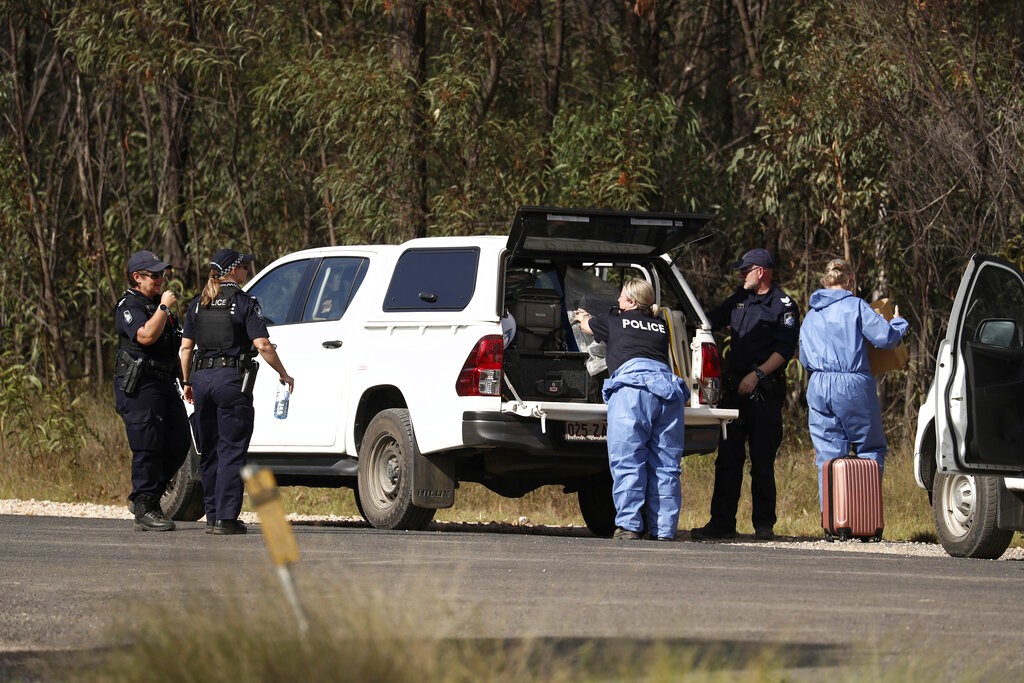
<box><xmin>731</xmin><ymin>248</ymin><xmax>775</xmax><ymax>270</ymax></box>
<box><xmin>210</xmin><ymin>248</ymin><xmax>255</xmax><ymax>275</ymax></box>
<box><xmin>127</xmin><ymin>250</ymin><xmax>172</xmax><ymax>273</ymax></box>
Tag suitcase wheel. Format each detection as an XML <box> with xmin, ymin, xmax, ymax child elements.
<box><xmin>823</xmin><ymin>531</ymin><xmax>834</xmax><ymax>543</ymax></box>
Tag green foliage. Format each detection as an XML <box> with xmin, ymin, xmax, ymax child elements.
<box><xmin>4</xmin><ymin>0</ymin><xmax>1024</xmax><ymax>444</ymax></box>
<box><xmin>548</xmin><ymin>78</ymin><xmax>693</xmax><ymax>210</ymax></box>
<box><xmin>0</xmin><ymin>353</ymin><xmax>86</xmax><ymax>457</ymax></box>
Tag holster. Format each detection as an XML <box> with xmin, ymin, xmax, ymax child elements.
<box><xmin>239</xmin><ymin>356</ymin><xmax>259</xmax><ymax>398</ymax></box>
<box><xmin>116</xmin><ymin>351</ymin><xmax>144</xmax><ymax>396</ymax></box>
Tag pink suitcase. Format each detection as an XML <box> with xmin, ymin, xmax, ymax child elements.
<box><xmin>822</xmin><ymin>456</ymin><xmax>884</xmax><ymax>542</ymax></box>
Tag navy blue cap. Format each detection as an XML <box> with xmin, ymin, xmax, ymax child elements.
<box><xmin>731</xmin><ymin>248</ymin><xmax>775</xmax><ymax>270</ymax></box>
<box><xmin>210</xmin><ymin>248</ymin><xmax>255</xmax><ymax>275</ymax></box>
<box><xmin>127</xmin><ymin>250</ymin><xmax>172</xmax><ymax>273</ymax></box>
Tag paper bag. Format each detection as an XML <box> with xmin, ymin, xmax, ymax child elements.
<box><xmin>866</xmin><ymin>298</ymin><xmax>909</xmax><ymax>376</ymax></box>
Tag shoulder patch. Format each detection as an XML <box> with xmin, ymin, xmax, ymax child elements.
<box><xmin>123</xmin><ymin>310</ymin><xmax>133</xmax><ymax>325</ymax></box>
<box><xmin>784</xmin><ymin>312</ymin><xmax>796</xmax><ymax>328</ymax></box>
<box><xmin>253</xmin><ymin>303</ymin><xmax>264</xmax><ymax>319</ymax></box>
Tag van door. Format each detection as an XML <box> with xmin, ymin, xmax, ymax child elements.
<box><xmin>935</xmin><ymin>254</ymin><xmax>1024</xmax><ymax>476</ymax></box>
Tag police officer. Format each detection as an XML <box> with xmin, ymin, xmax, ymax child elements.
<box><xmin>692</xmin><ymin>248</ymin><xmax>799</xmax><ymax>541</ymax></box>
<box><xmin>114</xmin><ymin>250</ymin><xmax>190</xmax><ymax>531</ymax></box>
<box><xmin>179</xmin><ymin>249</ymin><xmax>294</xmax><ymax>535</ymax></box>
<box><xmin>574</xmin><ymin>279</ymin><xmax>689</xmax><ymax>541</ymax></box>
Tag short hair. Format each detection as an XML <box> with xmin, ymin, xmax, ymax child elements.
<box><xmin>820</xmin><ymin>258</ymin><xmax>854</xmax><ymax>288</ymax></box>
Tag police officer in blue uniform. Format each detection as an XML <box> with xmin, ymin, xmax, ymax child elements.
<box><xmin>114</xmin><ymin>250</ymin><xmax>190</xmax><ymax>531</ymax></box>
<box><xmin>575</xmin><ymin>279</ymin><xmax>689</xmax><ymax>541</ymax></box>
<box><xmin>692</xmin><ymin>249</ymin><xmax>799</xmax><ymax>541</ymax></box>
<box><xmin>179</xmin><ymin>249</ymin><xmax>294</xmax><ymax>535</ymax></box>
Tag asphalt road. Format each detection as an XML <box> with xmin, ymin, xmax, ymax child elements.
<box><xmin>2</xmin><ymin>514</ymin><xmax>1023</xmax><ymax>679</ymax></box>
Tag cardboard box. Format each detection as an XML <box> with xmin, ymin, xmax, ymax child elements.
<box><xmin>867</xmin><ymin>298</ymin><xmax>909</xmax><ymax>376</ymax></box>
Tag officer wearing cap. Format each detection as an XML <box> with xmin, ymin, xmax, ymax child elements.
<box><xmin>179</xmin><ymin>249</ymin><xmax>294</xmax><ymax>535</ymax></box>
<box><xmin>692</xmin><ymin>248</ymin><xmax>799</xmax><ymax>542</ymax></box>
<box><xmin>114</xmin><ymin>250</ymin><xmax>190</xmax><ymax>531</ymax></box>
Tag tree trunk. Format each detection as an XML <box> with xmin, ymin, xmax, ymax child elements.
<box><xmin>388</xmin><ymin>0</ymin><xmax>428</xmax><ymax>241</ymax></box>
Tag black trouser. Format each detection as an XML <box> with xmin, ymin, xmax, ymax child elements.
<box><xmin>114</xmin><ymin>375</ymin><xmax>190</xmax><ymax>501</ymax></box>
<box><xmin>192</xmin><ymin>366</ymin><xmax>254</xmax><ymax>522</ymax></box>
<box><xmin>708</xmin><ymin>383</ymin><xmax>784</xmax><ymax>532</ymax></box>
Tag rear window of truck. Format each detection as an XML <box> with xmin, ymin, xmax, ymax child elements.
<box><xmin>383</xmin><ymin>247</ymin><xmax>480</xmax><ymax>311</ymax></box>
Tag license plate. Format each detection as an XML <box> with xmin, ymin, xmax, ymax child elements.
<box><xmin>564</xmin><ymin>422</ymin><xmax>607</xmax><ymax>442</ymax></box>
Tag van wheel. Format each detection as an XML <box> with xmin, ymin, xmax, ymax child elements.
<box><xmin>577</xmin><ymin>472</ymin><xmax>616</xmax><ymax>537</ymax></box>
<box><xmin>932</xmin><ymin>472</ymin><xmax>1012</xmax><ymax>559</ymax></box>
<box><xmin>357</xmin><ymin>409</ymin><xmax>435</xmax><ymax>530</ymax></box>
<box><xmin>162</xmin><ymin>444</ymin><xmax>205</xmax><ymax>521</ymax></box>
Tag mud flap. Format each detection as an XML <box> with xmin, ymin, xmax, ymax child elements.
<box><xmin>997</xmin><ymin>482</ymin><xmax>1024</xmax><ymax>531</ymax></box>
<box><xmin>412</xmin><ymin>452</ymin><xmax>455</xmax><ymax>508</ymax></box>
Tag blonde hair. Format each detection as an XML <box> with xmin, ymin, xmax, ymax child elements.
<box><xmin>200</xmin><ymin>270</ymin><xmax>225</xmax><ymax>308</ymax></box>
<box><xmin>820</xmin><ymin>258</ymin><xmax>854</xmax><ymax>289</ymax></box>
<box><xmin>621</xmin><ymin>278</ymin><xmax>660</xmax><ymax>316</ymax></box>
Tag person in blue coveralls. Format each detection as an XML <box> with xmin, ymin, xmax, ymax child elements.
<box><xmin>798</xmin><ymin>258</ymin><xmax>909</xmax><ymax>510</ymax></box>
<box><xmin>573</xmin><ymin>279</ymin><xmax>689</xmax><ymax>541</ymax></box>
<box><xmin>692</xmin><ymin>248</ymin><xmax>800</xmax><ymax>542</ymax></box>
<box><xmin>179</xmin><ymin>249</ymin><xmax>294</xmax><ymax>535</ymax></box>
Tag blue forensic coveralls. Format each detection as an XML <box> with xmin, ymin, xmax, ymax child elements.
<box><xmin>182</xmin><ymin>284</ymin><xmax>269</xmax><ymax>523</ymax></box>
<box><xmin>798</xmin><ymin>289</ymin><xmax>909</xmax><ymax>507</ymax></box>
<box><xmin>590</xmin><ymin>310</ymin><xmax>690</xmax><ymax>539</ymax></box>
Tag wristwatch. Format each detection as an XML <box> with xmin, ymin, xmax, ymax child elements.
<box><xmin>159</xmin><ymin>304</ymin><xmax>170</xmax><ymax>313</ymax></box>
<box><xmin>753</xmin><ymin>367</ymin><xmax>766</xmax><ymax>380</ymax></box>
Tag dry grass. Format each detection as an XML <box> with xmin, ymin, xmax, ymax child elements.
<box><xmin>60</xmin><ymin>573</ymin><xmax>1012</xmax><ymax>683</ymax></box>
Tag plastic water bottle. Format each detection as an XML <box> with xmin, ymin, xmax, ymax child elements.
<box><xmin>274</xmin><ymin>383</ymin><xmax>290</xmax><ymax>420</ymax></box>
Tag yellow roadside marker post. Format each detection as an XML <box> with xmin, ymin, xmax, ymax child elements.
<box><xmin>241</xmin><ymin>465</ymin><xmax>309</xmax><ymax>636</ymax></box>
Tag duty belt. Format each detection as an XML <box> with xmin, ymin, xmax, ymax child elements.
<box><xmin>198</xmin><ymin>356</ymin><xmax>240</xmax><ymax>370</ymax></box>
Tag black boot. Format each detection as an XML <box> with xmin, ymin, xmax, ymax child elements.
<box><xmin>134</xmin><ymin>495</ymin><xmax>175</xmax><ymax>532</ymax></box>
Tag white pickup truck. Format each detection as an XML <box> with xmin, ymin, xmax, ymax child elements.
<box><xmin>913</xmin><ymin>254</ymin><xmax>1024</xmax><ymax>558</ymax></box>
<box><xmin>164</xmin><ymin>206</ymin><xmax>738</xmax><ymax>535</ymax></box>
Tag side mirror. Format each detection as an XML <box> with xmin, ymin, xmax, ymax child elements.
<box><xmin>977</xmin><ymin>318</ymin><xmax>1019</xmax><ymax>348</ymax></box>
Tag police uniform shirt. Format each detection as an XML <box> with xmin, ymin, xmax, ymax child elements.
<box><xmin>182</xmin><ymin>284</ymin><xmax>270</xmax><ymax>358</ymax></box>
<box><xmin>708</xmin><ymin>284</ymin><xmax>799</xmax><ymax>371</ymax></box>
<box><xmin>588</xmin><ymin>309</ymin><xmax>670</xmax><ymax>376</ymax></box>
<box><xmin>115</xmin><ymin>289</ymin><xmax>180</xmax><ymax>363</ymax></box>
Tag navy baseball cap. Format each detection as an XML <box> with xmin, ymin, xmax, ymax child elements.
<box><xmin>731</xmin><ymin>248</ymin><xmax>775</xmax><ymax>270</ymax></box>
<box><xmin>127</xmin><ymin>250</ymin><xmax>172</xmax><ymax>273</ymax></box>
<box><xmin>210</xmin><ymin>248</ymin><xmax>255</xmax><ymax>275</ymax></box>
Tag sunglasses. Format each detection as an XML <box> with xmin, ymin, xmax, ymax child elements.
<box><xmin>741</xmin><ymin>266</ymin><xmax>760</xmax><ymax>275</ymax></box>
<box><xmin>140</xmin><ymin>270</ymin><xmax>167</xmax><ymax>279</ymax></box>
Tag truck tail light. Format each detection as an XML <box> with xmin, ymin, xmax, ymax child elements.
<box><xmin>698</xmin><ymin>342</ymin><xmax>722</xmax><ymax>405</ymax></box>
<box><xmin>456</xmin><ymin>335</ymin><xmax>504</xmax><ymax>397</ymax></box>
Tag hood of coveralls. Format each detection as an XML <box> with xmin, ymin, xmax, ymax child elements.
<box><xmin>809</xmin><ymin>288</ymin><xmax>854</xmax><ymax>311</ymax></box>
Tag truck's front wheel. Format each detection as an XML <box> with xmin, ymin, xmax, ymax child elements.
<box><xmin>357</xmin><ymin>409</ymin><xmax>436</xmax><ymax>531</ymax></box>
<box><xmin>932</xmin><ymin>472</ymin><xmax>1012</xmax><ymax>559</ymax></box>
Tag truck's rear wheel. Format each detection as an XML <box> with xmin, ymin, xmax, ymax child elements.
<box><xmin>162</xmin><ymin>444</ymin><xmax>205</xmax><ymax>521</ymax></box>
<box><xmin>932</xmin><ymin>472</ymin><xmax>1012</xmax><ymax>559</ymax></box>
<box><xmin>357</xmin><ymin>409</ymin><xmax>435</xmax><ymax>530</ymax></box>
<box><xmin>577</xmin><ymin>471</ymin><xmax>616</xmax><ymax>537</ymax></box>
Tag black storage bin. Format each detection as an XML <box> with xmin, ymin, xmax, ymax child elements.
<box><xmin>503</xmin><ymin>349</ymin><xmax>605</xmax><ymax>402</ymax></box>
<box><xmin>509</xmin><ymin>289</ymin><xmax>566</xmax><ymax>351</ymax></box>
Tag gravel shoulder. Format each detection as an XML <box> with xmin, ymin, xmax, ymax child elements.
<box><xmin>3</xmin><ymin>498</ymin><xmax>1022</xmax><ymax>560</ymax></box>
